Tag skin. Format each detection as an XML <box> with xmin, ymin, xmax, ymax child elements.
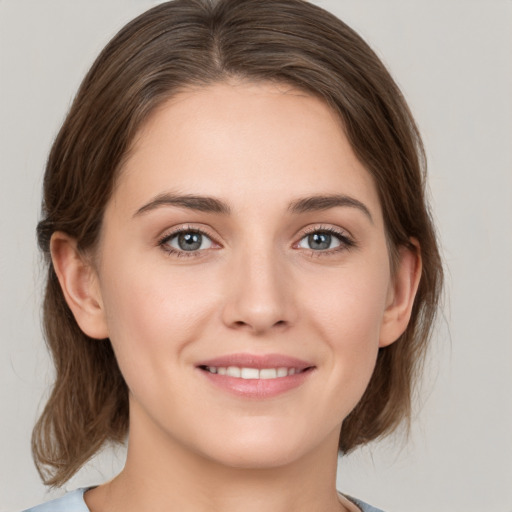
<box><xmin>52</xmin><ymin>81</ymin><xmax>421</xmax><ymax>512</ymax></box>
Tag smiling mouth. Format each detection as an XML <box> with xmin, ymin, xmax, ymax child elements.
<box><xmin>196</xmin><ymin>354</ymin><xmax>315</xmax><ymax>397</ymax></box>
<box><xmin>198</xmin><ymin>366</ymin><xmax>312</xmax><ymax>379</ymax></box>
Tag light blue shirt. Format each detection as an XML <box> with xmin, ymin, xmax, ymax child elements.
<box><xmin>22</xmin><ymin>488</ymin><xmax>90</xmax><ymax>512</ymax></box>
<box><xmin>22</xmin><ymin>487</ymin><xmax>385</xmax><ymax>512</ymax></box>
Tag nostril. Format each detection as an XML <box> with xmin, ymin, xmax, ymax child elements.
<box><xmin>229</xmin><ymin>319</ymin><xmax>288</xmax><ymax>332</ymax></box>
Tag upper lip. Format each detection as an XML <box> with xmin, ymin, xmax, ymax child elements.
<box><xmin>196</xmin><ymin>353</ymin><xmax>314</xmax><ymax>370</ymax></box>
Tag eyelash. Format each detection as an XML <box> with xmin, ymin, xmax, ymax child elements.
<box><xmin>157</xmin><ymin>225</ymin><xmax>356</xmax><ymax>258</ymax></box>
<box><xmin>157</xmin><ymin>225</ymin><xmax>217</xmax><ymax>258</ymax></box>
<box><xmin>297</xmin><ymin>225</ymin><xmax>356</xmax><ymax>256</ymax></box>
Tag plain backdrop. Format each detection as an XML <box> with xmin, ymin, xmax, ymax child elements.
<box><xmin>1</xmin><ymin>1</ymin><xmax>511</xmax><ymax>511</ymax></box>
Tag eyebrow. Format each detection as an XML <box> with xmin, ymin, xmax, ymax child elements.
<box><xmin>134</xmin><ymin>192</ymin><xmax>372</xmax><ymax>222</ymax></box>
<box><xmin>134</xmin><ymin>193</ymin><xmax>231</xmax><ymax>216</ymax></box>
<box><xmin>288</xmin><ymin>194</ymin><xmax>373</xmax><ymax>223</ymax></box>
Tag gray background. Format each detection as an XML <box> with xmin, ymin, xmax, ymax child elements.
<box><xmin>1</xmin><ymin>1</ymin><xmax>511</xmax><ymax>510</ymax></box>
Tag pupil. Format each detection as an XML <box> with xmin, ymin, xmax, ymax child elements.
<box><xmin>309</xmin><ymin>232</ymin><xmax>331</xmax><ymax>250</ymax></box>
<box><xmin>178</xmin><ymin>232</ymin><xmax>202</xmax><ymax>251</ymax></box>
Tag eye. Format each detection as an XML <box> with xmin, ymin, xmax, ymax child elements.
<box><xmin>159</xmin><ymin>229</ymin><xmax>214</xmax><ymax>255</ymax></box>
<box><xmin>298</xmin><ymin>232</ymin><xmax>340</xmax><ymax>251</ymax></box>
<box><xmin>296</xmin><ymin>228</ymin><xmax>354</xmax><ymax>252</ymax></box>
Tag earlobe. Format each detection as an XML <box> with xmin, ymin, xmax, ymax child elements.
<box><xmin>50</xmin><ymin>232</ymin><xmax>109</xmax><ymax>340</ymax></box>
<box><xmin>379</xmin><ymin>239</ymin><xmax>422</xmax><ymax>348</ymax></box>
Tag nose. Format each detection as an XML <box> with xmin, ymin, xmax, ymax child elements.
<box><xmin>221</xmin><ymin>245</ymin><xmax>297</xmax><ymax>334</ymax></box>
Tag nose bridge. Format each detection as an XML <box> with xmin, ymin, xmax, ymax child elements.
<box><xmin>222</xmin><ymin>236</ymin><xmax>295</xmax><ymax>333</ymax></box>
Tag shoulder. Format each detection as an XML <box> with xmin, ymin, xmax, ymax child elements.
<box><xmin>21</xmin><ymin>488</ymin><xmax>91</xmax><ymax>512</ymax></box>
<box><xmin>345</xmin><ymin>495</ymin><xmax>387</xmax><ymax>512</ymax></box>
<box><xmin>21</xmin><ymin>488</ymin><xmax>385</xmax><ymax>512</ymax></box>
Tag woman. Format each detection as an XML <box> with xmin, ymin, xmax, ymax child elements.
<box><xmin>24</xmin><ymin>0</ymin><xmax>443</xmax><ymax>511</ymax></box>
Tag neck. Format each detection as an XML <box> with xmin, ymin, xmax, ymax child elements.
<box><xmin>85</xmin><ymin>403</ymin><xmax>348</xmax><ymax>512</ymax></box>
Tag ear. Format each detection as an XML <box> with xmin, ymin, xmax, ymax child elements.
<box><xmin>50</xmin><ymin>232</ymin><xmax>109</xmax><ymax>339</ymax></box>
<box><xmin>379</xmin><ymin>239</ymin><xmax>422</xmax><ymax>348</ymax></box>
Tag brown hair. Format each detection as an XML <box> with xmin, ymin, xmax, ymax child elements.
<box><xmin>34</xmin><ymin>0</ymin><xmax>443</xmax><ymax>486</ymax></box>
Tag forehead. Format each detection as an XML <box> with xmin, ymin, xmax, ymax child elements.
<box><xmin>112</xmin><ymin>81</ymin><xmax>383</xmax><ymax>223</ymax></box>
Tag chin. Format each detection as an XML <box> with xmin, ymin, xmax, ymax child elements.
<box><xmin>208</xmin><ymin>444</ymin><xmax>302</xmax><ymax>470</ymax></box>
<box><xmin>195</xmin><ymin>423</ymin><xmax>324</xmax><ymax>471</ymax></box>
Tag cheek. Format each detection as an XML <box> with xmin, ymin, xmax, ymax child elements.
<box><xmin>98</xmin><ymin>253</ymin><xmax>218</xmax><ymax>383</ymax></box>
<box><xmin>299</xmin><ymin>259</ymin><xmax>390</xmax><ymax>398</ymax></box>
<box><xmin>304</xmin><ymin>262</ymin><xmax>390</xmax><ymax>346</ymax></box>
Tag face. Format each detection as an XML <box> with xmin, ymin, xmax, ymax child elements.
<box><xmin>90</xmin><ymin>81</ymin><xmax>402</xmax><ymax>468</ymax></box>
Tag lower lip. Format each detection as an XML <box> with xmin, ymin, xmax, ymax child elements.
<box><xmin>198</xmin><ymin>368</ymin><xmax>313</xmax><ymax>398</ymax></box>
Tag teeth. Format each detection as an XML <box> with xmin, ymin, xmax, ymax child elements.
<box><xmin>204</xmin><ymin>366</ymin><xmax>301</xmax><ymax>379</ymax></box>
<box><xmin>226</xmin><ymin>366</ymin><xmax>241</xmax><ymax>377</ymax></box>
<box><xmin>240</xmin><ymin>367</ymin><xmax>259</xmax><ymax>379</ymax></box>
<box><xmin>277</xmin><ymin>367</ymin><xmax>288</xmax><ymax>378</ymax></box>
<box><xmin>259</xmin><ymin>368</ymin><xmax>277</xmax><ymax>379</ymax></box>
